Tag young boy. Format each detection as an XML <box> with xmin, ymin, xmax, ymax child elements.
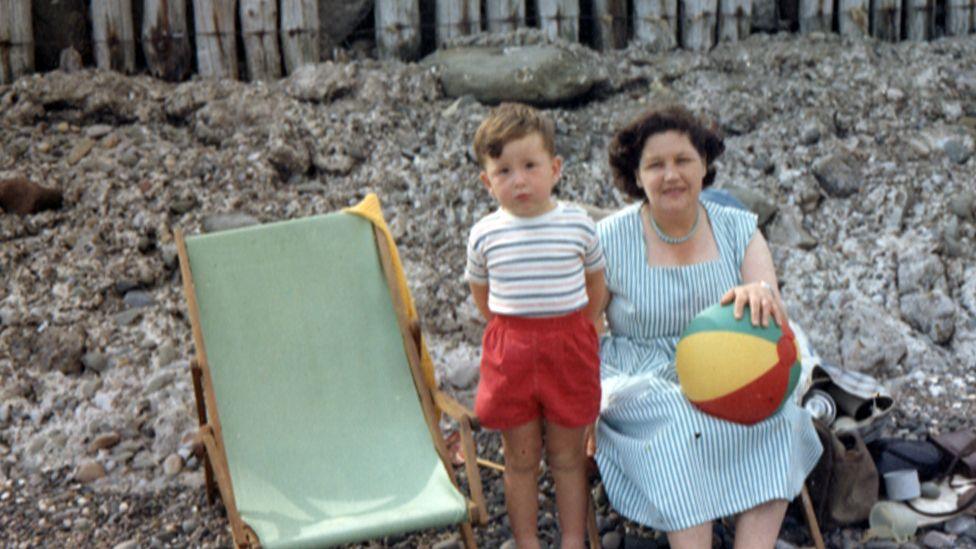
<box><xmin>465</xmin><ymin>103</ymin><xmax>607</xmax><ymax>549</ymax></box>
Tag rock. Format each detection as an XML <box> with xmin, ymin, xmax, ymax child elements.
<box><xmin>123</xmin><ymin>290</ymin><xmax>154</xmax><ymax>309</ymax></box>
<box><xmin>85</xmin><ymin>125</ymin><xmax>114</xmax><ymax>139</ymax></box>
<box><xmin>35</xmin><ymin>325</ymin><xmax>86</xmax><ymax>375</ymax></box>
<box><xmin>943</xmin><ymin>138</ymin><xmax>972</xmax><ymax>165</ymax></box>
<box><xmin>162</xmin><ymin>454</ymin><xmax>183</xmax><ymax>477</ymax></box>
<box><xmin>897</xmin><ymin>250</ymin><xmax>945</xmax><ymax>295</ymax></box>
<box><xmin>920</xmin><ymin>530</ymin><xmax>955</xmax><ymax>548</ymax></box>
<box><xmin>812</xmin><ymin>154</ymin><xmax>861</xmax><ymax>198</ymax></box>
<box><xmin>945</xmin><ymin>516</ymin><xmax>976</xmax><ymax>536</ymax></box>
<box><xmin>313</xmin><ymin>153</ymin><xmax>357</xmax><ymax>176</ymax></box>
<box><xmin>423</xmin><ymin>45</ymin><xmax>606</xmax><ymax>105</ymax></box>
<box><xmin>839</xmin><ymin>298</ymin><xmax>907</xmax><ymax>374</ymax></box>
<box><xmin>145</xmin><ymin>372</ymin><xmax>176</xmax><ymax>394</ymax></box>
<box><xmin>81</xmin><ymin>352</ymin><xmax>110</xmax><ymax>373</ymax></box>
<box><xmin>432</xmin><ymin>536</ymin><xmax>462</xmax><ymax>549</ymax></box>
<box><xmin>443</xmin><ymin>358</ymin><xmax>479</xmax><ymax>389</ymax></box>
<box><xmin>113</xmin><ymin>541</ymin><xmax>138</xmax><ymax>549</ymax></box>
<box><xmin>114</xmin><ymin>310</ymin><xmax>143</xmax><ymax>327</ymax></box>
<box><xmin>601</xmin><ymin>531</ymin><xmax>623</xmax><ymax>549</ymax></box>
<box><xmin>766</xmin><ymin>207</ymin><xmax>817</xmax><ymax>250</ymax></box>
<box><xmin>901</xmin><ymin>291</ymin><xmax>956</xmax><ymax>344</ymax></box>
<box><xmin>949</xmin><ymin>191</ymin><xmax>976</xmax><ymax>222</ymax></box>
<box><xmin>67</xmin><ymin>138</ymin><xmax>96</xmax><ymax>165</ymax></box>
<box><xmin>268</xmin><ymin>138</ymin><xmax>311</xmax><ymax>178</ymax></box>
<box><xmin>131</xmin><ymin>451</ymin><xmax>157</xmax><ymax>470</ymax></box>
<box><xmin>169</xmin><ymin>197</ymin><xmax>197</xmax><ymax>215</ymax></box>
<box><xmin>723</xmin><ymin>184</ymin><xmax>777</xmax><ymax>226</ymax></box>
<box><xmin>202</xmin><ymin>213</ymin><xmax>260</xmax><ymax>233</ymax></box>
<box><xmin>59</xmin><ymin>47</ymin><xmax>84</xmax><ymax>73</ymax></box>
<box><xmin>0</xmin><ymin>177</ymin><xmax>64</xmax><ymax>215</ymax></box>
<box><xmin>90</xmin><ymin>432</ymin><xmax>122</xmax><ymax>453</ymax></box>
<box><xmin>75</xmin><ymin>460</ymin><xmax>106</xmax><ymax>482</ymax></box>
<box><xmin>800</xmin><ymin>120</ymin><xmax>822</xmax><ymax>145</ymax></box>
<box><xmin>775</xmin><ymin>540</ymin><xmax>800</xmax><ymax>549</ymax></box>
<box><xmin>283</xmin><ymin>63</ymin><xmax>357</xmax><ymax>103</ymax></box>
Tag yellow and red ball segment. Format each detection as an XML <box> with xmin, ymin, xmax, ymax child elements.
<box><xmin>676</xmin><ymin>303</ymin><xmax>801</xmax><ymax>425</ymax></box>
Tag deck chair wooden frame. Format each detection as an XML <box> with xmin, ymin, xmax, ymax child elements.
<box><xmin>175</xmin><ymin>215</ymin><xmax>488</xmax><ymax>548</ymax></box>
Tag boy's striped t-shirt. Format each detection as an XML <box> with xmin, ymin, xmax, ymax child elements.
<box><xmin>465</xmin><ymin>202</ymin><xmax>605</xmax><ymax>317</ymax></box>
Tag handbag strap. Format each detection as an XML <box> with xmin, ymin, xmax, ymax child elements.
<box><xmin>905</xmin><ymin>486</ymin><xmax>976</xmax><ymax>518</ymax></box>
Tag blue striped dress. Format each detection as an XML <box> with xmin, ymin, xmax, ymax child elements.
<box><xmin>595</xmin><ymin>200</ymin><xmax>823</xmax><ymax>532</ymax></box>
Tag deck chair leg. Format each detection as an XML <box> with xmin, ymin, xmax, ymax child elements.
<box><xmin>800</xmin><ymin>484</ymin><xmax>826</xmax><ymax>549</ymax></box>
<box><xmin>459</xmin><ymin>521</ymin><xmax>477</xmax><ymax>549</ymax></box>
<box><xmin>586</xmin><ymin>491</ymin><xmax>601</xmax><ymax>548</ymax></box>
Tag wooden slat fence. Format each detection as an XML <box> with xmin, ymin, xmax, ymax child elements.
<box><xmin>1</xmin><ymin>0</ymin><xmax>974</xmax><ymax>84</ymax></box>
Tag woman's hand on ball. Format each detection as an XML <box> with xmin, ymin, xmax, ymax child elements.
<box><xmin>720</xmin><ymin>281</ymin><xmax>787</xmax><ymax>328</ymax></box>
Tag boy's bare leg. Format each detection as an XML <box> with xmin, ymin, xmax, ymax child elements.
<box><xmin>545</xmin><ymin>421</ymin><xmax>588</xmax><ymax>549</ymax></box>
<box><xmin>502</xmin><ymin>418</ymin><xmax>544</xmax><ymax>549</ymax></box>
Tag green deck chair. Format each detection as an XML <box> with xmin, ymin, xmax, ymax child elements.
<box><xmin>176</xmin><ymin>196</ymin><xmax>486</xmax><ymax>548</ymax></box>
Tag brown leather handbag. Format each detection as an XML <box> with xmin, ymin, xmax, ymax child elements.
<box><xmin>807</xmin><ymin>419</ymin><xmax>879</xmax><ymax>526</ymax></box>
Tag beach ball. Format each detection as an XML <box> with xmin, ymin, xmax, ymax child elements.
<box><xmin>675</xmin><ymin>303</ymin><xmax>801</xmax><ymax>425</ymax></box>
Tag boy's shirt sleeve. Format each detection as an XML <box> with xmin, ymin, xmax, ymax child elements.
<box><xmin>582</xmin><ymin>215</ymin><xmax>606</xmax><ymax>272</ymax></box>
<box><xmin>464</xmin><ymin>226</ymin><xmax>488</xmax><ymax>285</ymax></box>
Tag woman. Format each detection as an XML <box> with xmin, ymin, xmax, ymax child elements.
<box><xmin>592</xmin><ymin>106</ymin><xmax>822</xmax><ymax>548</ymax></box>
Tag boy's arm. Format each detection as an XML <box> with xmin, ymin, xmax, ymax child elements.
<box><xmin>584</xmin><ymin>269</ymin><xmax>608</xmax><ymax>328</ymax></box>
<box><xmin>469</xmin><ymin>282</ymin><xmax>493</xmax><ymax>322</ymax></box>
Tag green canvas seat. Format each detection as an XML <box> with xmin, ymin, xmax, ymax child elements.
<box><xmin>177</xmin><ymin>203</ymin><xmax>484</xmax><ymax>548</ymax></box>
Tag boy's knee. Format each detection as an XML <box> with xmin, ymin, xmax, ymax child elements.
<box><xmin>546</xmin><ymin>444</ymin><xmax>584</xmax><ymax>473</ymax></box>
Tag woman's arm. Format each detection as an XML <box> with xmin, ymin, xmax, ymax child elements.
<box><xmin>469</xmin><ymin>282</ymin><xmax>492</xmax><ymax>322</ymax></box>
<box><xmin>584</xmin><ymin>269</ymin><xmax>609</xmax><ymax>329</ymax></box>
<box><xmin>720</xmin><ymin>231</ymin><xmax>788</xmax><ymax>328</ymax></box>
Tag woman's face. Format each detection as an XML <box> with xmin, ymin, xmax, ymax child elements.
<box><xmin>636</xmin><ymin>130</ymin><xmax>707</xmax><ymax>213</ymax></box>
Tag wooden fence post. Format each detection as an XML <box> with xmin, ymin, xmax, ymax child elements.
<box><xmin>904</xmin><ymin>0</ymin><xmax>933</xmax><ymax>39</ymax></box>
<box><xmin>718</xmin><ymin>0</ymin><xmax>752</xmax><ymax>41</ymax></box>
<box><xmin>633</xmin><ymin>0</ymin><xmax>678</xmax><ymax>48</ymax></box>
<box><xmin>91</xmin><ymin>0</ymin><xmax>135</xmax><ymax>73</ymax></box>
<box><xmin>681</xmin><ymin>0</ymin><xmax>718</xmax><ymax>51</ymax></box>
<box><xmin>486</xmin><ymin>0</ymin><xmax>526</xmax><ymax>32</ymax></box>
<box><xmin>193</xmin><ymin>0</ymin><xmax>238</xmax><ymax>79</ymax></box>
<box><xmin>837</xmin><ymin>0</ymin><xmax>869</xmax><ymax>35</ymax></box>
<box><xmin>870</xmin><ymin>0</ymin><xmax>900</xmax><ymax>40</ymax></box>
<box><xmin>945</xmin><ymin>0</ymin><xmax>973</xmax><ymax>35</ymax></box>
<box><xmin>435</xmin><ymin>0</ymin><xmax>481</xmax><ymax>46</ymax></box>
<box><xmin>537</xmin><ymin>0</ymin><xmax>580</xmax><ymax>42</ymax></box>
<box><xmin>375</xmin><ymin>0</ymin><xmax>420</xmax><ymax>60</ymax></box>
<box><xmin>142</xmin><ymin>0</ymin><xmax>193</xmax><ymax>81</ymax></box>
<box><xmin>799</xmin><ymin>0</ymin><xmax>832</xmax><ymax>31</ymax></box>
<box><xmin>240</xmin><ymin>0</ymin><xmax>281</xmax><ymax>80</ymax></box>
<box><xmin>0</xmin><ymin>0</ymin><xmax>34</xmax><ymax>84</ymax></box>
<box><xmin>592</xmin><ymin>0</ymin><xmax>628</xmax><ymax>49</ymax></box>
<box><xmin>281</xmin><ymin>0</ymin><xmax>320</xmax><ymax>74</ymax></box>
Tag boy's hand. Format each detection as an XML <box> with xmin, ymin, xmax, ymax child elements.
<box><xmin>584</xmin><ymin>423</ymin><xmax>597</xmax><ymax>458</ymax></box>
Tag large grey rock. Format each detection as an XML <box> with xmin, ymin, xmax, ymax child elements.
<box><xmin>35</xmin><ymin>325</ymin><xmax>86</xmax><ymax>375</ymax></box>
<box><xmin>812</xmin><ymin>153</ymin><xmax>861</xmax><ymax>198</ymax></box>
<box><xmin>283</xmin><ymin>62</ymin><xmax>357</xmax><ymax>103</ymax></box>
<box><xmin>840</xmin><ymin>299</ymin><xmax>907</xmax><ymax>375</ymax></box>
<box><xmin>901</xmin><ymin>291</ymin><xmax>956</xmax><ymax>344</ymax></box>
<box><xmin>897</xmin><ymin>250</ymin><xmax>945</xmax><ymax>295</ymax></box>
<box><xmin>766</xmin><ymin>207</ymin><xmax>817</xmax><ymax>250</ymax></box>
<box><xmin>423</xmin><ymin>45</ymin><xmax>606</xmax><ymax>105</ymax></box>
<box><xmin>751</xmin><ymin>0</ymin><xmax>780</xmax><ymax>31</ymax></box>
<box><xmin>724</xmin><ymin>184</ymin><xmax>777</xmax><ymax>226</ymax></box>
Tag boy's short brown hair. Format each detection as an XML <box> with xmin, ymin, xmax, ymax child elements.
<box><xmin>473</xmin><ymin>103</ymin><xmax>556</xmax><ymax>167</ymax></box>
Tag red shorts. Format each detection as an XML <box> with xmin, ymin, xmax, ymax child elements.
<box><xmin>475</xmin><ymin>310</ymin><xmax>601</xmax><ymax>430</ymax></box>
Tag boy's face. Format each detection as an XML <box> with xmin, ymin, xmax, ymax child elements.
<box><xmin>480</xmin><ymin>132</ymin><xmax>562</xmax><ymax>218</ymax></box>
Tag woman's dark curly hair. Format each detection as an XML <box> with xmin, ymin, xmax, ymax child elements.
<box><xmin>608</xmin><ymin>105</ymin><xmax>725</xmax><ymax>200</ymax></box>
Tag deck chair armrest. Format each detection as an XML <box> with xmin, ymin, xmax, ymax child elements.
<box><xmin>432</xmin><ymin>390</ymin><xmax>481</xmax><ymax>431</ymax></box>
<box><xmin>431</xmin><ymin>390</ymin><xmax>488</xmax><ymax>526</ymax></box>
